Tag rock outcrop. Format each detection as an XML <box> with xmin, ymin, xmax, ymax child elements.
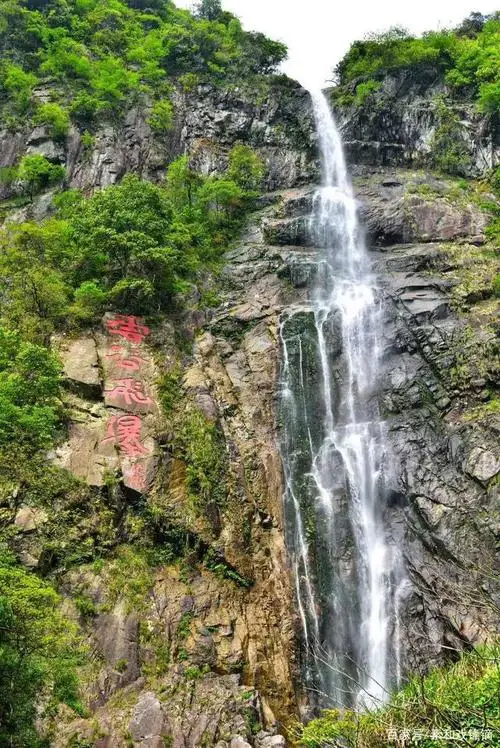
<box><xmin>252</xmin><ymin>168</ymin><xmax>499</xmax><ymax>687</ymax></box>
<box><xmin>335</xmin><ymin>73</ymin><xmax>499</xmax><ymax>175</ymax></box>
<box><xmin>1</xmin><ymin>69</ymin><xmax>498</xmax><ymax>746</ymax></box>
<box><xmin>0</xmin><ymin>79</ymin><xmax>316</xmax><ymax>205</ymax></box>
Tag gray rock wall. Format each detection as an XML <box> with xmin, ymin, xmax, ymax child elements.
<box><xmin>333</xmin><ymin>74</ymin><xmax>499</xmax><ymax>175</ymax></box>
<box><xmin>0</xmin><ymin>78</ymin><xmax>317</xmax><ymax>202</ymax></box>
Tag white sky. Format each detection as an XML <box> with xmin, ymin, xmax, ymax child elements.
<box><xmin>175</xmin><ymin>0</ymin><xmax>497</xmax><ymax>88</ymax></box>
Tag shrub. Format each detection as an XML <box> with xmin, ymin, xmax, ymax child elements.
<box><xmin>69</xmin><ymin>92</ymin><xmax>100</xmax><ymax>127</ymax></box>
<box><xmin>429</xmin><ymin>99</ymin><xmax>472</xmax><ymax>176</ymax></box>
<box><xmin>334</xmin><ymin>15</ymin><xmax>500</xmax><ymax>117</ymax></box>
<box><xmin>228</xmin><ymin>144</ymin><xmax>265</xmax><ymax>192</ymax></box>
<box><xmin>33</xmin><ymin>103</ymin><xmax>70</xmax><ymax>140</ymax></box>
<box><xmin>354</xmin><ymin>80</ymin><xmax>382</xmax><ymax>105</ymax></box>
<box><xmin>0</xmin><ymin>329</ymin><xmax>61</xmax><ymax>448</ymax></box>
<box><xmin>1</xmin><ymin>63</ymin><xmax>37</xmax><ymax>114</ymax></box>
<box><xmin>179</xmin><ymin>407</ymin><xmax>228</xmax><ymax>514</ymax></box>
<box><xmin>70</xmin><ymin>281</ymin><xmax>108</xmax><ymax>323</ymax></box>
<box><xmin>17</xmin><ymin>155</ymin><xmax>65</xmax><ymax>199</ymax></box>
<box><xmin>0</xmin><ymin>549</ymin><xmax>82</xmax><ymax>745</ymax></box>
<box><xmin>297</xmin><ymin>644</ymin><xmax>500</xmax><ymax>747</ymax></box>
<box><xmin>148</xmin><ymin>98</ymin><xmax>174</xmax><ymax>133</ymax></box>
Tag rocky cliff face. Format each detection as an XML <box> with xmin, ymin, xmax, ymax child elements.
<box><xmin>235</xmin><ymin>167</ymin><xmax>499</xmax><ymax>684</ymax></box>
<box><xmin>335</xmin><ymin>73</ymin><xmax>499</xmax><ymax>176</ymax></box>
<box><xmin>2</xmin><ymin>76</ymin><xmax>499</xmax><ymax>746</ymax></box>
<box><xmin>0</xmin><ymin>78</ymin><xmax>316</xmax><ymax>202</ymax></box>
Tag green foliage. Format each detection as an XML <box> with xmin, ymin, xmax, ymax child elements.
<box><xmin>148</xmin><ymin>98</ymin><xmax>174</xmax><ymax>133</ymax></box>
<box><xmin>179</xmin><ymin>407</ymin><xmax>228</xmax><ymax>512</ymax></box>
<box><xmin>0</xmin><ymin>328</ymin><xmax>61</xmax><ymax>448</ymax></box>
<box><xmin>158</xmin><ymin>365</ymin><xmax>182</xmax><ymax>418</ymax></box>
<box><xmin>68</xmin><ymin>174</ymin><xmax>177</xmax><ymax>314</ymax></box>
<box><xmin>17</xmin><ymin>155</ymin><xmax>65</xmax><ymax>199</ymax></box>
<box><xmin>354</xmin><ymin>80</ymin><xmax>382</xmax><ymax>105</ymax></box>
<box><xmin>297</xmin><ymin>644</ymin><xmax>500</xmax><ymax>747</ymax></box>
<box><xmin>203</xmin><ymin>547</ymin><xmax>252</xmax><ymax>588</ymax></box>
<box><xmin>90</xmin><ymin>56</ymin><xmax>139</xmax><ymax>113</ymax></box>
<box><xmin>228</xmin><ymin>143</ymin><xmax>265</xmax><ymax>192</ymax></box>
<box><xmin>33</xmin><ymin>103</ymin><xmax>70</xmax><ymax>140</ymax></box>
<box><xmin>334</xmin><ymin>14</ymin><xmax>500</xmax><ymax>116</ymax></box>
<box><xmin>0</xmin><ymin>548</ymin><xmax>83</xmax><ymax>745</ymax></box>
<box><xmin>0</xmin><ymin>0</ymin><xmax>287</xmax><ymax>128</ymax></box>
<box><xmin>429</xmin><ymin>98</ymin><xmax>472</xmax><ymax>176</ymax></box>
<box><xmin>71</xmin><ymin>281</ymin><xmax>108</xmax><ymax>323</ymax></box>
<box><xmin>74</xmin><ymin>593</ymin><xmax>98</xmax><ymax>618</ymax></box>
<box><xmin>0</xmin><ymin>147</ymin><xmax>261</xmax><ymax>337</ymax></box>
<box><xmin>184</xmin><ymin>664</ymin><xmax>209</xmax><ymax>679</ymax></box>
<box><xmin>176</xmin><ymin>611</ymin><xmax>194</xmax><ymax>640</ymax></box>
<box><xmin>195</xmin><ymin>0</ymin><xmax>223</xmax><ymax>22</ymax></box>
<box><xmin>1</xmin><ymin>63</ymin><xmax>37</xmax><ymax>114</ymax></box>
<box><xmin>0</xmin><ymin>219</ymin><xmax>72</xmax><ymax>341</ymax></box>
<box><xmin>104</xmin><ymin>545</ymin><xmax>153</xmax><ymax>612</ymax></box>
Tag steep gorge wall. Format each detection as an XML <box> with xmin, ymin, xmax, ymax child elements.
<box><xmin>263</xmin><ymin>167</ymin><xmax>499</xmax><ymax>686</ymax></box>
<box><xmin>1</xmin><ymin>79</ymin><xmax>318</xmax><ymax>747</ymax></box>
<box><xmin>334</xmin><ymin>72</ymin><xmax>499</xmax><ymax>175</ymax></box>
<box><xmin>0</xmin><ymin>78</ymin><xmax>316</xmax><ymax>200</ymax></box>
<box><xmin>2</xmin><ymin>73</ymin><xmax>499</xmax><ymax>746</ymax></box>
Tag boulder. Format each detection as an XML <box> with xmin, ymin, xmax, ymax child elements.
<box><xmin>14</xmin><ymin>507</ymin><xmax>48</xmax><ymax>532</ymax></box>
<box><xmin>129</xmin><ymin>693</ymin><xmax>165</xmax><ymax>742</ymax></box>
<box><xmin>94</xmin><ymin>607</ymin><xmax>140</xmax><ymax>686</ymax></box>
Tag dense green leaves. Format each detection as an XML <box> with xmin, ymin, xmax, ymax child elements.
<box><xmin>335</xmin><ymin>13</ymin><xmax>500</xmax><ymax>115</ymax></box>
<box><xmin>0</xmin><ymin>548</ymin><xmax>83</xmax><ymax>746</ymax></box>
<box><xmin>0</xmin><ymin>329</ymin><xmax>61</xmax><ymax>447</ymax></box>
<box><xmin>0</xmin><ymin>146</ymin><xmax>263</xmax><ymax>328</ymax></box>
<box><xmin>0</xmin><ymin>0</ymin><xmax>287</xmax><ymax>127</ymax></box>
<box><xmin>17</xmin><ymin>155</ymin><xmax>65</xmax><ymax>199</ymax></box>
<box><xmin>33</xmin><ymin>102</ymin><xmax>70</xmax><ymax>139</ymax></box>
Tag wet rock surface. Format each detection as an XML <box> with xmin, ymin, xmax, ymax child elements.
<box><xmin>204</xmin><ymin>170</ymin><xmax>498</xmax><ymax>703</ymax></box>
<box><xmin>267</xmin><ymin>169</ymin><xmax>499</xmax><ymax>685</ymax></box>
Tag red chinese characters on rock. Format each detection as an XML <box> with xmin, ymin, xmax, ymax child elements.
<box><xmin>104</xmin><ymin>378</ymin><xmax>153</xmax><ymax>410</ymax></box>
<box><xmin>101</xmin><ymin>315</ymin><xmax>155</xmax><ymax>493</ymax></box>
<box><xmin>101</xmin><ymin>414</ymin><xmax>149</xmax><ymax>458</ymax></box>
<box><xmin>106</xmin><ymin>315</ymin><xmax>150</xmax><ymax>345</ymax></box>
<box><xmin>106</xmin><ymin>345</ymin><xmax>146</xmax><ymax>372</ymax></box>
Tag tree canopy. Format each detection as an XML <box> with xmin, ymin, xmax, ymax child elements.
<box><xmin>334</xmin><ymin>13</ymin><xmax>500</xmax><ymax>115</ymax></box>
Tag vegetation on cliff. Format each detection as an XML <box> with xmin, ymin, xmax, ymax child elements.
<box><xmin>0</xmin><ymin>143</ymin><xmax>264</xmax><ymax>340</ymax></box>
<box><xmin>296</xmin><ymin>644</ymin><xmax>500</xmax><ymax>747</ymax></box>
<box><xmin>0</xmin><ymin>0</ymin><xmax>278</xmax><ymax>742</ymax></box>
<box><xmin>333</xmin><ymin>12</ymin><xmax>500</xmax><ymax>115</ymax></box>
<box><xmin>0</xmin><ymin>0</ymin><xmax>286</xmax><ymax>129</ymax></box>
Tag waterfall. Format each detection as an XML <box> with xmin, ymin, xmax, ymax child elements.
<box><xmin>279</xmin><ymin>89</ymin><xmax>403</xmax><ymax>709</ymax></box>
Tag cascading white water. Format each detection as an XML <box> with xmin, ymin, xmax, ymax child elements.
<box><xmin>279</xmin><ymin>90</ymin><xmax>403</xmax><ymax>708</ymax></box>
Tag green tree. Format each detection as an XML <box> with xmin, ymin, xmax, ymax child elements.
<box><xmin>68</xmin><ymin>175</ymin><xmax>178</xmax><ymax>309</ymax></box>
<box><xmin>1</xmin><ymin>63</ymin><xmax>37</xmax><ymax>114</ymax></box>
<box><xmin>17</xmin><ymin>155</ymin><xmax>65</xmax><ymax>200</ymax></box>
<box><xmin>148</xmin><ymin>98</ymin><xmax>174</xmax><ymax>133</ymax></box>
<box><xmin>430</xmin><ymin>99</ymin><xmax>472</xmax><ymax>175</ymax></box>
<box><xmin>197</xmin><ymin>177</ymin><xmax>245</xmax><ymax>226</ymax></box>
<box><xmin>228</xmin><ymin>144</ymin><xmax>265</xmax><ymax>192</ymax></box>
<box><xmin>0</xmin><ymin>329</ymin><xmax>61</xmax><ymax>448</ymax></box>
<box><xmin>195</xmin><ymin>0</ymin><xmax>223</xmax><ymax>21</ymax></box>
<box><xmin>0</xmin><ymin>549</ymin><xmax>82</xmax><ymax>746</ymax></box>
<box><xmin>165</xmin><ymin>155</ymin><xmax>203</xmax><ymax>209</ymax></box>
<box><xmin>33</xmin><ymin>103</ymin><xmax>70</xmax><ymax>140</ymax></box>
<box><xmin>0</xmin><ymin>221</ymin><xmax>72</xmax><ymax>341</ymax></box>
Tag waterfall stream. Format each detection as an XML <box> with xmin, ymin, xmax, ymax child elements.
<box><xmin>279</xmin><ymin>89</ymin><xmax>403</xmax><ymax>709</ymax></box>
